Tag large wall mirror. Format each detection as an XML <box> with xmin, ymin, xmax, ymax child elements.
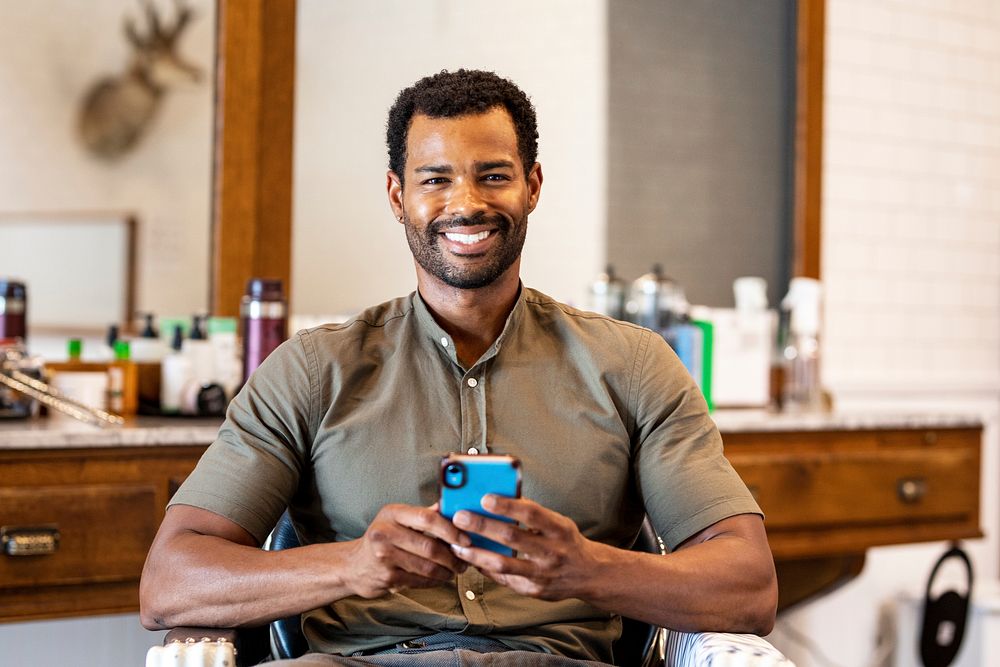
<box><xmin>1</xmin><ymin>0</ymin><xmax>820</xmax><ymax>351</ymax></box>
<box><xmin>213</xmin><ymin>0</ymin><xmax>822</xmax><ymax>319</ymax></box>
<box><xmin>0</xmin><ymin>0</ymin><xmax>216</xmax><ymax>353</ymax></box>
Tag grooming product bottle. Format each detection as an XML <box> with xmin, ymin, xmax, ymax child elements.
<box><xmin>160</xmin><ymin>325</ymin><xmax>192</xmax><ymax>414</ymax></box>
<box><xmin>183</xmin><ymin>314</ymin><xmax>215</xmax><ymax>384</ymax></box>
<box><xmin>130</xmin><ymin>313</ymin><xmax>167</xmax><ymax>414</ymax></box>
<box><xmin>0</xmin><ymin>279</ymin><xmax>27</xmax><ymax>341</ymax></box>
<box><xmin>241</xmin><ymin>278</ymin><xmax>287</xmax><ymax>383</ymax></box>
<box><xmin>131</xmin><ymin>313</ymin><xmax>168</xmax><ymax>362</ymax></box>
<box><xmin>589</xmin><ymin>265</ymin><xmax>626</xmax><ymax>320</ymax></box>
<box><xmin>208</xmin><ymin>317</ymin><xmax>240</xmax><ymax>399</ymax></box>
<box><xmin>107</xmin><ymin>340</ymin><xmax>138</xmax><ymax>416</ymax></box>
<box><xmin>780</xmin><ymin>277</ymin><xmax>823</xmax><ymax>412</ymax></box>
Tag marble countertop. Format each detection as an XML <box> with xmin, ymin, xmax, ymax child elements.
<box><xmin>0</xmin><ymin>416</ymin><xmax>223</xmax><ymax>450</ymax></box>
<box><xmin>710</xmin><ymin>409</ymin><xmax>983</xmax><ymax>433</ymax></box>
<box><xmin>0</xmin><ymin>409</ymin><xmax>983</xmax><ymax>450</ymax></box>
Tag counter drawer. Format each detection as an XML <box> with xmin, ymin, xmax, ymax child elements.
<box><xmin>0</xmin><ymin>483</ymin><xmax>157</xmax><ymax>589</ymax></box>
<box><xmin>732</xmin><ymin>447</ymin><xmax>978</xmax><ymax>529</ymax></box>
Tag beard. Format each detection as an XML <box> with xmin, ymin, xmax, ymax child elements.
<box><xmin>403</xmin><ymin>210</ymin><xmax>528</xmax><ymax>289</ymax></box>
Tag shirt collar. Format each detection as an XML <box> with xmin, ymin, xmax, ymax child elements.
<box><xmin>411</xmin><ymin>283</ymin><xmax>526</xmax><ymax>367</ymax></box>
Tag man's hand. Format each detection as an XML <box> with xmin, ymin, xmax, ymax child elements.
<box><xmin>343</xmin><ymin>503</ymin><xmax>473</xmax><ymax>599</ymax></box>
<box><xmin>449</xmin><ymin>495</ymin><xmax>613</xmax><ymax>601</ymax></box>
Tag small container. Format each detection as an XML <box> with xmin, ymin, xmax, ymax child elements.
<box><xmin>781</xmin><ymin>277</ymin><xmax>824</xmax><ymax>412</ymax></box>
<box><xmin>241</xmin><ymin>278</ymin><xmax>287</xmax><ymax>383</ymax></box>
<box><xmin>0</xmin><ymin>279</ymin><xmax>27</xmax><ymax>341</ymax></box>
<box><xmin>589</xmin><ymin>265</ymin><xmax>626</xmax><ymax>320</ymax></box>
<box><xmin>183</xmin><ymin>314</ymin><xmax>215</xmax><ymax>384</ymax></box>
<box><xmin>161</xmin><ymin>325</ymin><xmax>192</xmax><ymax>415</ymax></box>
<box><xmin>108</xmin><ymin>340</ymin><xmax>138</xmax><ymax>416</ymax></box>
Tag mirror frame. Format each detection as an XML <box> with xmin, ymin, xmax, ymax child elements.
<box><xmin>209</xmin><ymin>0</ymin><xmax>823</xmax><ymax>315</ymax></box>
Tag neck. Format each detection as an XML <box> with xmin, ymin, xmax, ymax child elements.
<box><xmin>415</xmin><ymin>264</ymin><xmax>521</xmax><ymax>368</ymax></box>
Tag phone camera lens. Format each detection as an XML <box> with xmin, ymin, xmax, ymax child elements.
<box><xmin>447</xmin><ymin>464</ymin><xmax>461</xmax><ymax>474</ymax></box>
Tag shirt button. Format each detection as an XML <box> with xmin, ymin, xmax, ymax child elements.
<box><xmin>467</xmin><ymin>378</ymin><xmax>478</xmax><ymax>388</ymax></box>
<box><xmin>465</xmin><ymin>590</ymin><xmax>476</xmax><ymax>601</ymax></box>
<box><xmin>440</xmin><ymin>337</ymin><xmax>449</xmax><ymax>347</ymax></box>
<box><xmin>467</xmin><ymin>447</ymin><xmax>479</xmax><ymax>455</ymax></box>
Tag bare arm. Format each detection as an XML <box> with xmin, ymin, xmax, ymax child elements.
<box><xmin>139</xmin><ymin>503</ymin><xmax>472</xmax><ymax>630</ymax></box>
<box><xmin>452</xmin><ymin>497</ymin><xmax>777</xmax><ymax>635</ymax></box>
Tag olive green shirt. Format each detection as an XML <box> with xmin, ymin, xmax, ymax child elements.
<box><xmin>170</xmin><ymin>286</ymin><xmax>760</xmax><ymax>663</ymax></box>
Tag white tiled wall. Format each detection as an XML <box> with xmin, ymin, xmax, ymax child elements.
<box><xmin>821</xmin><ymin>0</ymin><xmax>1000</xmax><ymax>392</ymax></box>
<box><xmin>770</xmin><ymin>1</ymin><xmax>1000</xmax><ymax>665</ymax></box>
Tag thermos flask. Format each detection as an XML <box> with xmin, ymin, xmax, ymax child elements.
<box><xmin>0</xmin><ymin>279</ymin><xmax>27</xmax><ymax>341</ymax></box>
<box><xmin>241</xmin><ymin>278</ymin><xmax>287</xmax><ymax>383</ymax></box>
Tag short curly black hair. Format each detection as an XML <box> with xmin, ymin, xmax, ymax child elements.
<box><xmin>386</xmin><ymin>69</ymin><xmax>538</xmax><ymax>185</ymax></box>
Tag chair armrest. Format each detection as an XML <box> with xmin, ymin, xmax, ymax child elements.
<box><xmin>147</xmin><ymin>626</ymin><xmax>270</xmax><ymax>667</ymax></box>
<box><xmin>146</xmin><ymin>635</ymin><xmax>236</xmax><ymax>667</ymax></box>
<box><xmin>163</xmin><ymin>627</ymin><xmax>240</xmax><ymax>645</ymax></box>
<box><xmin>664</xmin><ymin>630</ymin><xmax>795</xmax><ymax>667</ymax></box>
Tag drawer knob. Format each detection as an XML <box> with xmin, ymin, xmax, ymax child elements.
<box><xmin>897</xmin><ymin>478</ymin><xmax>928</xmax><ymax>504</ymax></box>
<box><xmin>1</xmin><ymin>525</ymin><xmax>60</xmax><ymax>556</ymax></box>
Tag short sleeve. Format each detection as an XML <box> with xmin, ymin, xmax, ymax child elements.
<box><xmin>632</xmin><ymin>333</ymin><xmax>761</xmax><ymax>551</ymax></box>
<box><xmin>169</xmin><ymin>331</ymin><xmax>318</xmax><ymax>544</ymax></box>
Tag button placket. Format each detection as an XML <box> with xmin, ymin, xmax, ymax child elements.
<box><xmin>462</xmin><ymin>366</ymin><xmax>487</xmax><ymax>455</ymax></box>
<box><xmin>455</xmin><ymin>568</ymin><xmax>491</xmax><ymax>630</ymax></box>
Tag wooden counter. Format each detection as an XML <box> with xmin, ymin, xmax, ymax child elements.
<box><xmin>0</xmin><ymin>419</ymin><xmax>217</xmax><ymax>623</ymax></box>
<box><xmin>0</xmin><ymin>412</ymin><xmax>983</xmax><ymax>621</ymax></box>
<box><xmin>712</xmin><ymin>411</ymin><xmax>982</xmax><ymax>609</ymax></box>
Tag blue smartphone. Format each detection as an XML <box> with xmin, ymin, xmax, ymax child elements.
<box><xmin>439</xmin><ymin>454</ymin><xmax>522</xmax><ymax>556</ymax></box>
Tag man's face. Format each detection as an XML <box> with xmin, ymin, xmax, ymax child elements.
<box><xmin>388</xmin><ymin>107</ymin><xmax>542</xmax><ymax>290</ymax></box>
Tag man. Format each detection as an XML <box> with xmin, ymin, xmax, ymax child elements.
<box><xmin>140</xmin><ymin>69</ymin><xmax>777</xmax><ymax>665</ymax></box>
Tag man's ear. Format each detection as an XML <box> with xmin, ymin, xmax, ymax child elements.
<box><xmin>527</xmin><ymin>162</ymin><xmax>543</xmax><ymax>214</ymax></box>
<box><xmin>387</xmin><ymin>171</ymin><xmax>404</xmax><ymax>222</ymax></box>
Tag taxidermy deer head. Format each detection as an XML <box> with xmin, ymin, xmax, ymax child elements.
<box><xmin>78</xmin><ymin>0</ymin><xmax>202</xmax><ymax>160</ymax></box>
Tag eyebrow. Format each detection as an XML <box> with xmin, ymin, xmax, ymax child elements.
<box><xmin>414</xmin><ymin>164</ymin><xmax>453</xmax><ymax>174</ymax></box>
<box><xmin>412</xmin><ymin>160</ymin><xmax>516</xmax><ymax>174</ymax></box>
<box><xmin>475</xmin><ymin>160</ymin><xmax>515</xmax><ymax>172</ymax></box>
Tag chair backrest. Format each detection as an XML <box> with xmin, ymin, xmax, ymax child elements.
<box><xmin>612</xmin><ymin>517</ymin><xmax>662</xmax><ymax>667</ymax></box>
<box><xmin>267</xmin><ymin>512</ymin><xmax>309</xmax><ymax>659</ymax></box>
<box><xmin>266</xmin><ymin>512</ymin><xmax>663</xmax><ymax>666</ymax></box>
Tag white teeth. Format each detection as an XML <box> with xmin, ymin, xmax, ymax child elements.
<box><xmin>444</xmin><ymin>230</ymin><xmax>491</xmax><ymax>244</ymax></box>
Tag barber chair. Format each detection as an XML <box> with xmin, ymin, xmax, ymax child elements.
<box><xmin>147</xmin><ymin>514</ymin><xmax>794</xmax><ymax>666</ymax></box>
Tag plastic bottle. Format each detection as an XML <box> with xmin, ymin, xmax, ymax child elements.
<box><xmin>208</xmin><ymin>317</ymin><xmax>240</xmax><ymax>398</ymax></box>
<box><xmin>241</xmin><ymin>278</ymin><xmax>287</xmax><ymax>383</ymax></box>
<box><xmin>130</xmin><ymin>313</ymin><xmax>168</xmax><ymax>362</ymax></box>
<box><xmin>183</xmin><ymin>314</ymin><xmax>215</xmax><ymax>384</ymax></box>
<box><xmin>107</xmin><ymin>340</ymin><xmax>138</xmax><ymax>416</ymax></box>
<box><xmin>88</xmin><ymin>324</ymin><xmax>119</xmax><ymax>362</ymax></box>
<box><xmin>781</xmin><ymin>277</ymin><xmax>824</xmax><ymax>412</ymax></box>
<box><xmin>160</xmin><ymin>325</ymin><xmax>192</xmax><ymax>415</ymax></box>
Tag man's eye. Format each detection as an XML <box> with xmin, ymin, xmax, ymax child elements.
<box><xmin>483</xmin><ymin>174</ymin><xmax>510</xmax><ymax>182</ymax></box>
<box><xmin>422</xmin><ymin>177</ymin><xmax>449</xmax><ymax>185</ymax></box>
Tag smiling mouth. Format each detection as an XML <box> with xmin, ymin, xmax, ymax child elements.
<box><xmin>443</xmin><ymin>230</ymin><xmax>493</xmax><ymax>245</ymax></box>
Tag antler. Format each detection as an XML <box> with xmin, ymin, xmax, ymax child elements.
<box><xmin>122</xmin><ymin>0</ymin><xmax>194</xmax><ymax>49</ymax></box>
<box><xmin>167</xmin><ymin>0</ymin><xmax>194</xmax><ymax>43</ymax></box>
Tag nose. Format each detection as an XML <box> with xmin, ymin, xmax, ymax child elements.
<box><xmin>444</xmin><ymin>178</ymin><xmax>488</xmax><ymax>219</ymax></box>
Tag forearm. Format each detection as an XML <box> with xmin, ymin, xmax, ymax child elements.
<box><xmin>584</xmin><ymin>532</ymin><xmax>777</xmax><ymax>634</ymax></box>
<box><xmin>140</xmin><ymin>531</ymin><xmax>356</xmax><ymax>630</ymax></box>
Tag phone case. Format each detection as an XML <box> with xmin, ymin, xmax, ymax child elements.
<box><xmin>439</xmin><ymin>454</ymin><xmax>522</xmax><ymax>556</ymax></box>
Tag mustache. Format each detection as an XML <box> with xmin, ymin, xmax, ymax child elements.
<box><xmin>427</xmin><ymin>212</ymin><xmax>509</xmax><ymax>235</ymax></box>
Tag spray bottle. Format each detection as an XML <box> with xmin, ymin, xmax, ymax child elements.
<box><xmin>780</xmin><ymin>277</ymin><xmax>824</xmax><ymax>412</ymax></box>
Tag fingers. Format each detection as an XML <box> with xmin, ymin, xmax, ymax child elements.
<box><xmin>479</xmin><ymin>495</ymin><xmax>572</xmax><ymax>536</ymax></box>
<box><xmin>389</xmin><ymin>504</ymin><xmax>472</xmax><ymax>549</ymax></box>
<box><xmin>452</xmin><ymin>510</ymin><xmax>548</xmax><ymax>556</ymax></box>
<box><xmin>369</xmin><ymin>505</ymin><xmax>469</xmax><ymax>574</ymax></box>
